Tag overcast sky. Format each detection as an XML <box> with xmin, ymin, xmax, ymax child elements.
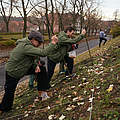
<box><xmin>101</xmin><ymin>0</ymin><xmax>120</xmax><ymax>20</ymax></box>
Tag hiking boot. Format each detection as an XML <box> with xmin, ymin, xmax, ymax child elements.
<box><xmin>41</xmin><ymin>92</ymin><xmax>50</xmax><ymax>101</ymax></box>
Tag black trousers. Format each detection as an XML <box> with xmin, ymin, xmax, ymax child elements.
<box><xmin>47</xmin><ymin>58</ymin><xmax>56</xmax><ymax>83</ymax></box>
<box><xmin>0</xmin><ymin>66</ymin><xmax>49</xmax><ymax>112</ymax></box>
<box><xmin>47</xmin><ymin>56</ymin><xmax>74</xmax><ymax>84</ymax></box>
<box><xmin>64</xmin><ymin>55</ymin><xmax>74</xmax><ymax>76</ymax></box>
<box><xmin>99</xmin><ymin>37</ymin><xmax>107</xmax><ymax>47</ymax></box>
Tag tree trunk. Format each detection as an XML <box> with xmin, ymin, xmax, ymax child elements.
<box><xmin>22</xmin><ymin>0</ymin><xmax>27</xmax><ymax>38</ymax></box>
<box><xmin>0</xmin><ymin>0</ymin><xmax>13</xmax><ymax>33</ymax></box>
<box><xmin>23</xmin><ymin>16</ymin><xmax>27</xmax><ymax>38</ymax></box>
<box><xmin>6</xmin><ymin>21</ymin><xmax>9</xmax><ymax>33</ymax></box>
<box><xmin>50</xmin><ymin>0</ymin><xmax>54</xmax><ymax>34</ymax></box>
<box><xmin>45</xmin><ymin>0</ymin><xmax>51</xmax><ymax>41</ymax></box>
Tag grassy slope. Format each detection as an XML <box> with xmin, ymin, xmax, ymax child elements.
<box><xmin>0</xmin><ymin>36</ymin><xmax>120</xmax><ymax>120</ymax></box>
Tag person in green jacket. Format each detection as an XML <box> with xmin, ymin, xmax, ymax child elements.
<box><xmin>0</xmin><ymin>30</ymin><xmax>58</xmax><ymax>113</ymax></box>
<box><xmin>47</xmin><ymin>27</ymin><xmax>86</xmax><ymax>87</ymax></box>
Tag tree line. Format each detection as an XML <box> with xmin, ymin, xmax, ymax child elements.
<box><xmin>0</xmin><ymin>0</ymin><xmax>118</xmax><ymax>40</ymax></box>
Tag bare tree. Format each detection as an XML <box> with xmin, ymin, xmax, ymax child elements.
<box><xmin>55</xmin><ymin>0</ymin><xmax>67</xmax><ymax>31</ymax></box>
<box><xmin>28</xmin><ymin>10</ymin><xmax>43</xmax><ymax>33</ymax></box>
<box><xmin>50</xmin><ymin>0</ymin><xmax>54</xmax><ymax>34</ymax></box>
<box><xmin>44</xmin><ymin>0</ymin><xmax>55</xmax><ymax>40</ymax></box>
<box><xmin>69</xmin><ymin>0</ymin><xmax>78</xmax><ymax>29</ymax></box>
<box><xmin>44</xmin><ymin>0</ymin><xmax>51</xmax><ymax>40</ymax></box>
<box><xmin>0</xmin><ymin>0</ymin><xmax>13</xmax><ymax>32</ymax></box>
<box><xmin>113</xmin><ymin>9</ymin><xmax>119</xmax><ymax>22</ymax></box>
<box><xmin>84</xmin><ymin>0</ymin><xmax>101</xmax><ymax>36</ymax></box>
<box><xmin>76</xmin><ymin>0</ymin><xmax>84</xmax><ymax>33</ymax></box>
<box><xmin>14</xmin><ymin>0</ymin><xmax>44</xmax><ymax>37</ymax></box>
<box><xmin>30</xmin><ymin>0</ymin><xmax>55</xmax><ymax>41</ymax></box>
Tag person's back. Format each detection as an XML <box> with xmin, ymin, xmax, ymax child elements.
<box><xmin>99</xmin><ymin>31</ymin><xmax>105</xmax><ymax>38</ymax></box>
<box><xmin>6</xmin><ymin>38</ymin><xmax>35</xmax><ymax>79</ymax></box>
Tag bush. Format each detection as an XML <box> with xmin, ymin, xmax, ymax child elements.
<box><xmin>0</xmin><ymin>37</ymin><xmax>3</xmax><ymax>40</ymax></box>
<box><xmin>0</xmin><ymin>40</ymin><xmax>15</xmax><ymax>46</ymax></box>
<box><xmin>0</xmin><ymin>32</ymin><xmax>29</xmax><ymax>35</ymax></box>
<box><xmin>110</xmin><ymin>24</ymin><xmax>120</xmax><ymax>38</ymax></box>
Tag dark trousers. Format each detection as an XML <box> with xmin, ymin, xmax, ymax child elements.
<box><xmin>0</xmin><ymin>66</ymin><xmax>49</xmax><ymax>112</ymax></box>
<box><xmin>99</xmin><ymin>37</ymin><xmax>107</xmax><ymax>47</ymax></box>
<box><xmin>0</xmin><ymin>73</ymin><xmax>19</xmax><ymax>112</ymax></box>
<box><xmin>47</xmin><ymin>58</ymin><xmax>56</xmax><ymax>83</ymax></box>
<box><xmin>47</xmin><ymin>56</ymin><xmax>74</xmax><ymax>84</ymax></box>
<box><xmin>64</xmin><ymin>55</ymin><xmax>74</xmax><ymax>76</ymax></box>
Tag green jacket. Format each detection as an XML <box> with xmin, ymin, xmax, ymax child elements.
<box><xmin>47</xmin><ymin>31</ymin><xmax>84</xmax><ymax>63</ymax></box>
<box><xmin>5</xmin><ymin>37</ymin><xmax>56</xmax><ymax>79</ymax></box>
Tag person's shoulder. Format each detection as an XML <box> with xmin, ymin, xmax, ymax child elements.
<box><xmin>20</xmin><ymin>37</ymin><xmax>33</xmax><ymax>47</ymax></box>
<box><xmin>100</xmin><ymin>31</ymin><xmax>104</xmax><ymax>33</ymax></box>
<box><xmin>58</xmin><ymin>31</ymin><xmax>66</xmax><ymax>37</ymax></box>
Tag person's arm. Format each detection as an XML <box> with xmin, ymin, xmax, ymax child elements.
<box><xmin>23</xmin><ymin>43</ymin><xmax>57</xmax><ymax>57</ymax></box>
<box><xmin>23</xmin><ymin>35</ymin><xmax>58</xmax><ymax>57</ymax></box>
<box><xmin>58</xmin><ymin>29</ymin><xmax>86</xmax><ymax>45</ymax></box>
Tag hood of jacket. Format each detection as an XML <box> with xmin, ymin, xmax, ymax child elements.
<box><xmin>16</xmin><ymin>37</ymin><xmax>32</xmax><ymax>46</ymax></box>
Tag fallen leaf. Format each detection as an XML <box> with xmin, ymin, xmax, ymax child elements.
<box><xmin>87</xmin><ymin>107</ymin><xmax>92</xmax><ymax>112</ymax></box>
<box><xmin>48</xmin><ymin>106</ymin><xmax>51</xmax><ymax>109</ymax></box>
<box><xmin>66</xmin><ymin>107</ymin><xmax>72</xmax><ymax>111</ymax></box>
<box><xmin>32</xmin><ymin>103</ymin><xmax>36</xmax><ymax>108</ymax></box>
<box><xmin>89</xmin><ymin>97</ymin><xmax>94</xmax><ymax>103</ymax></box>
<box><xmin>48</xmin><ymin>114</ymin><xmax>55</xmax><ymax>120</ymax></box>
<box><xmin>96</xmin><ymin>86</ymin><xmax>100</xmax><ymax>89</ymax></box>
<box><xmin>71</xmin><ymin>105</ymin><xmax>76</xmax><ymax>108</ymax></box>
<box><xmin>91</xmin><ymin>89</ymin><xmax>94</xmax><ymax>92</ymax></box>
<box><xmin>24</xmin><ymin>114</ymin><xmax>29</xmax><ymax>117</ymax></box>
<box><xmin>106</xmin><ymin>84</ymin><xmax>113</xmax><ymax>92</ymax></box>
<box><xmin>110</xmin><ymin>68</ymin><xmax>113</xmax><ymax>72</ymax></box>
<box><xmin>73</xmin><ymin>97</ymin><xmax>78</xmax><ymax>102</ymax></box>
<box><xmin>77</xmin><ymin>102</ymin><xmax>84</xmax><ymax>105</ymax></box>
<box><xmin>84</xmin><ymin>91</ymin><xmax>87</xmax><ymax>94</ymax></box>
<box><xmin>24</xmin><ymin>111</ymin><xmax>28</xmax><ymax>114</ymax></box>
<box><xmin>51</xmin><ymin>84</ymin><xmax>55</xmax><ymax>87</ymax></box>
<box><xmin>59</xmin><ymin>114</ymin><xmax>65</xmax><ymax>120</ymax></box>
<box><xmin>78</xmin><ymin>84</ymin><xmax>82</xmax><ymax>87</ymax></box>
<box><xmin>73</xmin><ymin>91</ymin><xmax>77</xmax><ymax>95</ymax></box>
<box><xmin>82</xmin><ymin>78</ymin><xmax>86</xmax><ymax>80</ymax></box>
<box><xmin>71</xmin><ymin>86</ymin><xmax>75</xmax><ymax>89</ymax></box>
<box><xmin>67</xmin><ymin>95</ymin><xmax>71</xmax><ymax>98</ymax></box>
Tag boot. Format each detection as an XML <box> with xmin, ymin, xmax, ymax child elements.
<box><xmin>41</xmin><ymin>92</ymin><xmax>50</xmax><ymax>101</ymax></box>
<box><xmin>38</xmin><ymin>91</ymin><xmax>50</xmax><ymax>101</ymax></box>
